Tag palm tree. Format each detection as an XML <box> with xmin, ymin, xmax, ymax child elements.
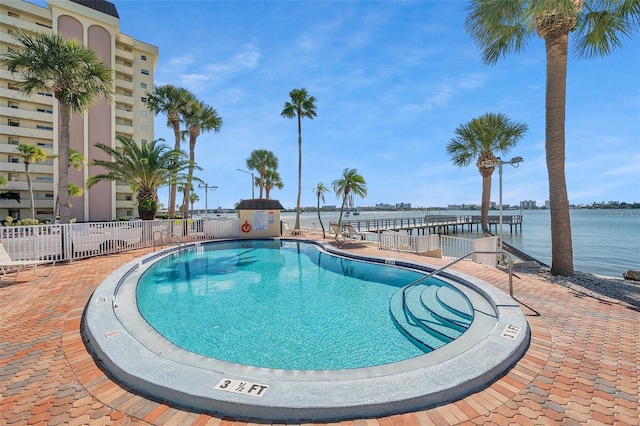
<box><xmin>465</xmin><ymin>1</ymin><xmax>640</xmax><ymax>275</ymax></box>
<box><xmin>313</xmin><ymin>182</ymin><xmax>329</xmax><ymax>238</ymax></box>
<box><xmin>145</xmin><ymin>84</ymin><xmax>195</xmax><ymax>219</ymax></box>
<box><xmin>446</xmin><ymin>112</ymin><xmax>528</xmax><ymax>235</ymax></box>
<box><xmin>281</xmin><ymin>88</ymin><xmax>317</xmax><ymax>230</ymax></box>
<box><xmin>245</xmin><ymin>149</ymin><xmax>278</xmax><ymax>198</ymax></box>
<box><xmin>0</xmin><ymin>30</ymin><xmax>114</xmax><ymax>224</ymax></box>
<box><xmin>189</xmin><ymin>191</ymin><xmax>199</xmax><ymax>219</ymax></box>
<box><xmin>332</xmin><ymin>168</ymin><xmax>367</xmax><ymax>239</ymax></box>
<box><xmin>16</xmin><ymin>143</ymin><xmax>48</xmax><ymax>220</ymax></box>
<box><xmin>180</xmin><ymin>100</ymin><xmax>222</xmax><ymax>218</ymax></box>
<box><xmin>263</xmin><ymin>169</ymin><xmax>284</xmax><ymax>200</ymax></box>
<box><xmin>87</xmin><ymin>136</ymin><xmax>193</xmax><ymax>220</ymax></box>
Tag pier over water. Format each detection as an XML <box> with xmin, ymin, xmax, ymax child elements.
<box><xmin>343</xmin><ymin>215</ymin><xmax>523</xmax><ymax>235</ymax></box>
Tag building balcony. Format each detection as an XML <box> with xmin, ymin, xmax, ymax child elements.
<box><xmin>115</xmin><ymin>47</ymin><xmax>134</xmax><ymax>61</ymax></box>
<box><xmin>115</xmin><ymin>63</ymin><xmax>132</xmax><ymax>75</ymax></box>
<box><xmin>0</xmin><ymin>106</ymin><xmax>54</xmax><ymax>123</ymax></box>
<box><xmin>0</xmin><ymin>83</ymin><xmax>55</xmax><ymax>105</ymax></box>
<box><xmin>0</xmin><ymin>124</ymin><xmax>53</xmax><ymax>140</ymax></box>
<box><xmin>116</xmin><ymin>124</ymin><xmax>134</xmax><ymax>136</ymax></box>
<box><xmin>115</xmin><ymin>108</ymin><xmax>134</xmax><ymax>120</ymax></box>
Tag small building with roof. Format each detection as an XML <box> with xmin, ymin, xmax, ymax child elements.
<box><xmin>236</xmin><ymin>199</ymin><xmax>284</xmax><ymax>238</ymax></box>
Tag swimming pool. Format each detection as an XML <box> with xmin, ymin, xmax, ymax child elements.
<box><xmin>84</xmin><ymin>239</ymin><xmax>530</xmax><ymax>422</ymax></box>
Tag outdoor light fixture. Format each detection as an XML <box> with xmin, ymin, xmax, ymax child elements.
<box><xmin>198</xmin><ymin>183</ymin><xmax>217</xmax><ymax>219</ymax></box>
<box><xmin>486</xmin><ymin>156</ymin><xmax>524</xmax><ymax>259</ymax></box>
<box><xmin>236</xmin><ymin>168</ymin><xmax>255</xmax><ymax>199</ymax></box>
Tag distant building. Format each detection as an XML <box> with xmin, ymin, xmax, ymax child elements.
<box><xmin>1</xmin><ymin>0</ymin><xmax>158</xmax><ymax>221</ymax></box>
<box><xmin>395</xmin><ymin>202</ymin><xmax>411</xmax><ymax>210</ymax></box>
<box><xmin>520</xmin><ymin>200</ymin><xmax>537</xmax><ymax>209</ymax></box>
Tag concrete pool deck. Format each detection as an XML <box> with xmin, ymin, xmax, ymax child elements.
<box><xmin>1</xmin><ymin>239</ymin><xmax>638</xmax><ymax>425</ymax></box>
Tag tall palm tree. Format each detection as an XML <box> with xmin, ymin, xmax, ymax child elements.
<box><xmin>87</xmin><ymin>136</ymin><xmax>193</xmax><ymax>220</ymax></box>
<box><xmin>180</xmin><ymin>100</ymin><xmax>222</xmax><ymax>218</ymax></box>
<box><xmin>332</xmin><ymin>168</ymin><xmax>367</xmax><ymax>239</ymax></box>
<box><xmin>145</xmin><ymin>84</ymin><xmax>195</xmax><ymax>219</ymax></box>
<box><xmin>263</xmin><ymin>169</ymin><xmax>284</xmax><ymax>200</ymax></box>
<box><xmin>189</xmin><ymin>191</ymin><xmax>199</xmax><ymax>219</ymax></box>
<box><xmin>446</xmin><ymin>112</ymin><xmax>528</xmax><ymax>235</ymax></box>
<box><xmin>281</xmin><ymin>88</ymin><xmax>317</xmax><ymax>230</ymax></box>
<box><xmin>0</xmin><ymin>30</ymin><xmax>114</xmax><ymax>224</ymax></box>
<box><xmin>245</xmin><ymin>149</ymin><xmax>278</xmax><ymax>198</ymax></box>
<box><xmin>17</xmin><ymin>143</ymin><xmax>48</xmax><ymax>220</ymax></box>
<box><xmin>465</xmin><ymin>1</ymin><xmax>640</xmax><ymax>276</ymax></box>
<box><xmin>313</xmin><ymin>182</ymin><xmax>329</xmax><ymax>238</ymax></box>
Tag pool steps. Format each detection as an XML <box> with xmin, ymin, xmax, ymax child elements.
<box><xmin>389</xmin><ymin>282</ymin><xmax>473</xmax><ymax>351</ymax></box>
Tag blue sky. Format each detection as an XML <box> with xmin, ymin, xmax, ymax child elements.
<box><xmin>57</xmin><ymin>1</ymin><xmax>640</xmax><ymax>209</ymax></box>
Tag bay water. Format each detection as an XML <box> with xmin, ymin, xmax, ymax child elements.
<box><xmin>280</xmin><ymin>209</ymin><xmax>640</xmax><ymax>278</ymax></box>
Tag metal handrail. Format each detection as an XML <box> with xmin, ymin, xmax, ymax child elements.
<box><xmin>153</xmin><ymin>230</ymin><xmax>185</xmax><ymax>251</ymax></box>
<box><xmin>401</xmin><ymin>251</ymin><xmax>514</xmax><ymax>314</ymax></box>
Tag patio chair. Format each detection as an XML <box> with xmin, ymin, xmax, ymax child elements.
<box><xmin>329</xmin><ymin>221</ymin><xmax>348</xmax><ymax>245</ymax></box>
<box><xmin>342</xmin><ymin>223</ymin><xmax>366</xmax><ymax>241</ymax></box>
<box><xmin>0</xmin><ymin>242</ymin><xmax>56</xmax><ymax>284</ymax></box>
<box><xmin>282</xmin><ymin>220</ymin><xmax>301</xmax><ymax>236</ymax></box>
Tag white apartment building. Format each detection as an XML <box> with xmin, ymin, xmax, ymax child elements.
<box><xmin>1</xmin><ymin>0</ymin><xmax>158</xmax><ymax>222</ymax></box>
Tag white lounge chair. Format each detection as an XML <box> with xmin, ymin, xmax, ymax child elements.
<box><xmin>282</xmin><ymin>220</ymin><xmax>301</xmax><ymax>236</ymax></box>
<box><xmin>342</xmin><ymin>223</ymin><xmax>365</xmax><ymax>241</ymax></box>
<box><xmin>0</xmin><ymin>242</ymin><xmax>56</xmax><ymax>284</ymax></box>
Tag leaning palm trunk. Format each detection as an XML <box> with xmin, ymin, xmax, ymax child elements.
<box><xmin>545</xmin><ymin>31</ymin><xmax>574</xmax><ymax>276</ymax></box>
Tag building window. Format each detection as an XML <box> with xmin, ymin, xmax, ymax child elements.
<box><xmin>10</xmin><ymin>158</ymin><xmax>20</xmax><ymax>164</ymax></box>
<box><xmin>9</xmin><ymin>139</ymin><xmax>19</xmax><ymax>145</ymax></box>
<box><xmin>141</xmin><ymin>69</ymin><xmax>149</xmax><ymax>75</ymax></box>
<box><xmin>36</xmin><ymin>125</ymin><xmax>54</xmax><ymax>130</ymax></box>
<box><xmin>9</xmin><ymin>121</ymin><xmax>20</xmax><ymax>127</ymax></box>
<box><xmin>141</xmin><ymin>139</ymin><xmax>148</xmax><ymax>144</ymax></box>
<box><xmin>140</xmin><ymin>97</ymin><xmax>147</xmax><ymax>103</ymax></box>
<box><xmin>125</xmin><ymin>195</ymin><xmax>133</xmax><ymax>201</ymax></box>
<box><xmin>140</xmin><ymin>111</ymin><xmax>147</xmax><ymax>117</ymax></box>
<box><xmin>126</xmin><ymin>210</ymin><xmax>133</xmax><ymax>216</ymax></box>
<box><xmin>140</xmin><ymin>125</ymin><xmax>147</xmax><ymax>131</ymax></box>
<box><xmin>37</xmin><ymin>91</ymin><xmax>53</xmax><ymax>97</ymax></box>
<box><xmin>8</xmin><ymin>11</ymin><xmax>19</xmax><ymax>18</ymax></box>
<box><xmin>37</xmin><ymin>142</ymin><xmax>54</xmax><ymax>148</ymax></box>
<box><xmin>9</xmin><ymin>102</ymin><xmax>18</xmax><ymax>109</ymax></box>
<box><xmin>36</xmin><ymin>176</ymin><xmax>54</xmax><ymax>182</ymax></box>
<box><xmin>37</xmin><ymin>108</ymin><xmax>53</xmax><ymax>114</ymax></box>
<box><xmin>141</xmin><ymin>82</ymin><xmax>147</xmax><ymax>89</ymax></box>
<box><xmin>141</xmin><ymin>55</ymin><xmax>147</xmax><ymax>61</ymax></box>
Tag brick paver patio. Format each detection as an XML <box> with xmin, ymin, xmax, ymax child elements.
<box><xmin>1</xmin><ymin>240</ymin><xmax>638</xmax><ymax>425</ymax></box>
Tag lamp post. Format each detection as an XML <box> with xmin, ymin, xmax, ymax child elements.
<box><xmin>487</xmin><ymin>156</ymin><xmax>523</xmax><ymax>257</ymax></box>
<box><xmin>236</xmin><ymin>168</ymin><xmax>255</xmax><ymax>199</ymax></box>
<box><xmin>198</xmin><ymin>183</ymin><xmax>217</xmax><ymax>219</ymax></box>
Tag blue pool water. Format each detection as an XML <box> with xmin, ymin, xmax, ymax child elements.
<box><xmin>136</xmin><ymin>240</ymin><xmax>469</xmax><ymax>370</ymax></box>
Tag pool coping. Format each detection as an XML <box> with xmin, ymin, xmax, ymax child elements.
<box><xmin>83</xmin><ymin>239</ymin><xmax>530</xmax><ymax>422</ymax></box>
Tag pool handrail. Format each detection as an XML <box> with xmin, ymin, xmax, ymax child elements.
<box><xmin>401</xmin><ymin>251</ymin><xmax>514</xmax><ymax>314</ymax></box>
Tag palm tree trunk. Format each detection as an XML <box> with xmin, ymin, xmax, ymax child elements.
<box><xmin>317</xmin><ymin>197</ymin><xmax>326</xmax><ymax>238</ymax></box>
<box><xmin>168</xmin><ymin>118</ymin><xmax>181</xmax><ymax>219</ymax></box>
<box><xmin>58</xmin><ymin>103</ymin><xmax>71</xmax><ymax>224</ymax></box>
<box><xmin>294</xmin><ymin>114</ymin><xmax>302</xmax><ymax>230</ymax></box>
<box><xmin>545</xmin><ymin>33</ymin><xmax>574</xmax><ymax>276</ymax></box>
<box><xmin>182</xmin><ymin>137</ymin><xmax>196</xmax><ymax>220</ymax></box>
<box><xmin>25</xmin><ymin>162</ymin><xmax>35</xmax><ymax>220</ymax></box>
<box><xmin>480</xmin><ymin>170</ymin><xmax>492</xmax><ymax>234</ymax></box>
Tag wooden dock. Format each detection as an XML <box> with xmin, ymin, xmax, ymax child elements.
<box><xmin>344</xmin><ymin>215</ymin><xmax>523</xmax><ymax>235</ymax></box>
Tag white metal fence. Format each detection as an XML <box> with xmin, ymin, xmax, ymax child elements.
<box><xmin>378</xmin><ymin>232</ymin><xmax>498</xmax><ymax>267</ymax></box>
<box><xmin>378</xmin><ymin>232</ymin><xmax>439</xmax><ymax>254</ymax></box>
<box><xmin>0</xmin><ymin>217</ymin><xmax>239</xmax><ymax>262</ymax></box>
